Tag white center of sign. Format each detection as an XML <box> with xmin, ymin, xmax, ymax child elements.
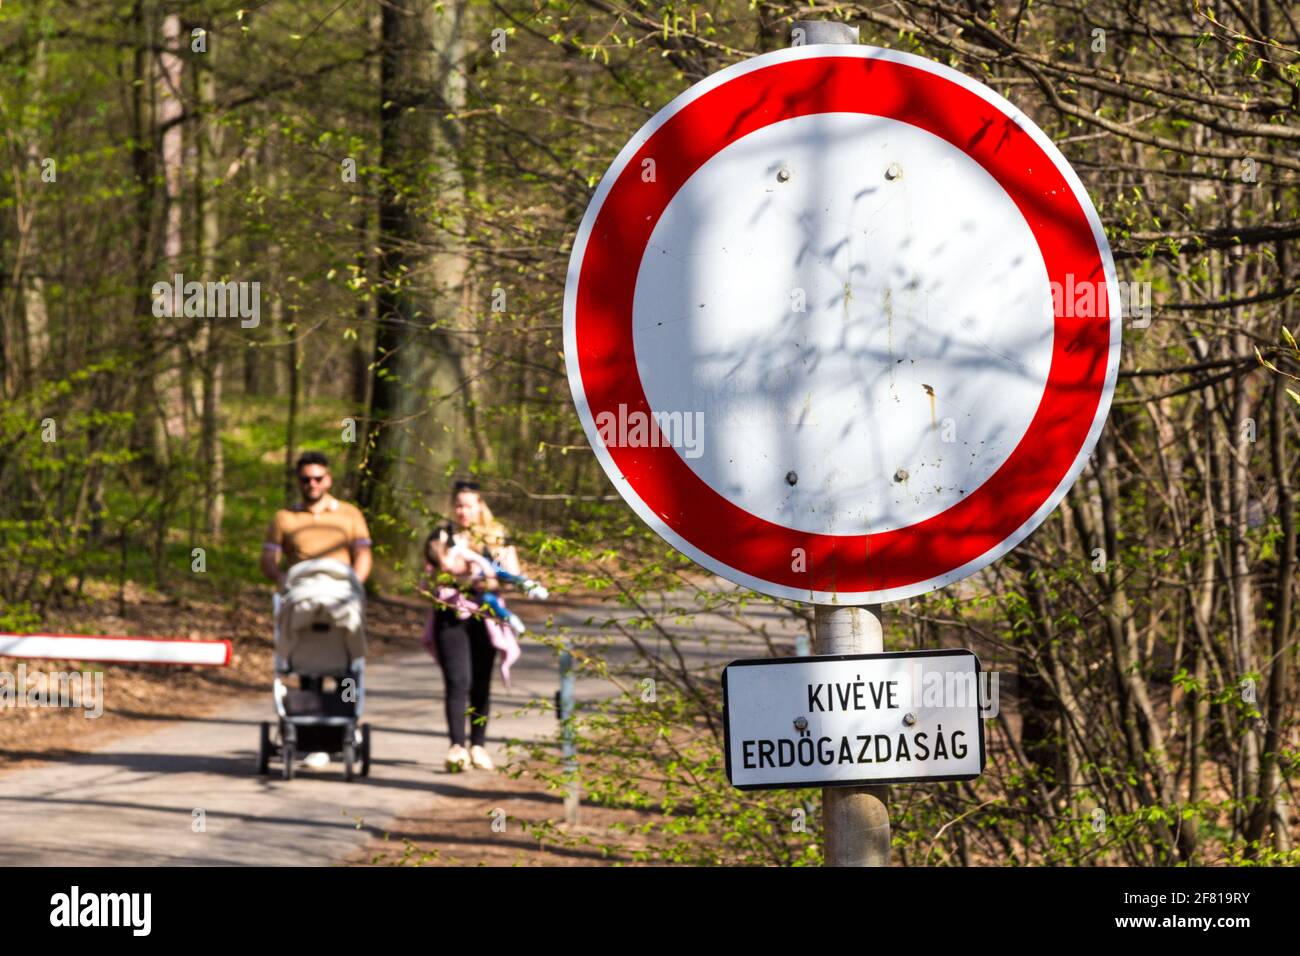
<box><xmin>633</xmin><ymin>112</ymin><xmax>1054</xmax><ymax>535</ymax></box>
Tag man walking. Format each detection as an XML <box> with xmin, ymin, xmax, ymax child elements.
<box><xmin>261</xmin><ymin>451</ymin><xmax>372</xmax><ymax>767</ymax></box>
<box><xmin>262</xmin><ymin>451</ymin><xmax>372</xmax><ymax>586</ymax></box>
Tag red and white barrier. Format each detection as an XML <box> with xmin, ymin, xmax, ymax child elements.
<box><xmin>0</xmin><ymin>633</ymin><xmax>231</xmax><ymax>667</ymax></box>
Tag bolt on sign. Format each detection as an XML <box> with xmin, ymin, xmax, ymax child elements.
<box><xmin>563</xmin><ymin>45</ymin><xmax>1122</xmax><ymax>605</ymax></box>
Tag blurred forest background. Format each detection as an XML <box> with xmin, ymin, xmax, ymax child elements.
<box><xmin>1</xmin><ymin>0</ymin><xmax>1298</xmax><ymax>865</ymax></box>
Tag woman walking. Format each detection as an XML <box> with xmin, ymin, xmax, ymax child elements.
<box><xmin>421</xmin><ymin>480</ymin><xmax>526</xmax><ymax>772</ymax></box>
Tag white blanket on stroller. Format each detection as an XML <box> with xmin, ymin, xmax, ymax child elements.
<box><xmin>276</xmin><ymin>559</ymin><xmax>366</xmax><ymax>669</ymax></box>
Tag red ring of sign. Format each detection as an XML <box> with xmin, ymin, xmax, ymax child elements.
<box><xmin>573</xmin><ymin>55</ymin><xmax>1112</xmax><ymax>594</ymax></box>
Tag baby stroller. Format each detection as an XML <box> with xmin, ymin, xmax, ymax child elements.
<box><xmin>257</xmin><ymin>558</ymin><xmax>371</xmax><ymax>781</ymax></box>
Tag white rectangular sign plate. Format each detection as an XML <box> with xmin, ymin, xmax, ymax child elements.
<box><xmin>723</xmin><ymin>649</ymin><xmax>987</xmax><ymax>790</ymax></box>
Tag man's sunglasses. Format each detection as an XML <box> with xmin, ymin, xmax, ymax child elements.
<box><xmin>299</xmin><ymin>474</ymin><xmax>327</xmax><ymax>484</ymax></box>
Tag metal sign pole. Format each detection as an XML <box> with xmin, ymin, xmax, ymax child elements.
<box><xmin>789</xmin><ymin>18</ymin><xmax>890</xmax><ymax>868</ymax></box>
<box><xmin>813</xmin><ymin>605</ymin><xmax>891</xmax><ymax>865</ymax></box>
<box><xmin>558</xmin><ymin>648</ymin><xmax>579</xmax><ymax>824</ymax></box>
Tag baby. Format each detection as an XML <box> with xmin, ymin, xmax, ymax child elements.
<box><xmin>427</xmin><ymin>532</ymin><xmax>548</xmax><ymax>635</ymax></box>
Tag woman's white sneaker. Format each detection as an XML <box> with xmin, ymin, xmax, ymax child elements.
<box><xmin>445</xmin><ymin>744</ymin><xmax>470</xmax><ymax>772</ymax></box>
<box><xmin>469</xmin><ymin>745</ymin><xmax>495</xmax><ymax>770</ymax></box>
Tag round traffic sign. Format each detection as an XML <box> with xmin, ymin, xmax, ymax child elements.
<box><xmin>564</xmin><ymin>45</ymin><xmax>1121</xmax><ymax>604</ymax></box>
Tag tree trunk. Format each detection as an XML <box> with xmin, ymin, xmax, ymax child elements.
<box><xmin>155</xmin><ymin>12</ymin><xmax>187</xmax><ymax>449</ymax></box>
<box><xmin>362</xmin><ymin>0</ymin><xmax>472</xmax><ymax>556</ymax></box>
<box><xmin>197</xmin><ymin>19</ymin><xmax>224</xmax><ymax>538</ymax></box>
<box><xmin>20</xmin><ymin>36</ymin><xmax>51</xmax><ymax>385</ymax></box>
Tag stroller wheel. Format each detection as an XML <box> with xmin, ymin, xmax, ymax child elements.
<box><xmin>282</xmin><ymin>723</ymin><xmax>296</xmax><ymax>781</ymax></box>
<box><xmin>342</xmin><ymin>739</ymin><xmax>356</xmax><ymax>782</ymax></box>
<box><xmin>257</xmin><ymin>722</ymin><xmax>271</xmax><ymax>775</ymax></box>
<box><xmin>359</xmin><ymin>724</ymin><xmax>372</xmax><ymax>778</ymax></box>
